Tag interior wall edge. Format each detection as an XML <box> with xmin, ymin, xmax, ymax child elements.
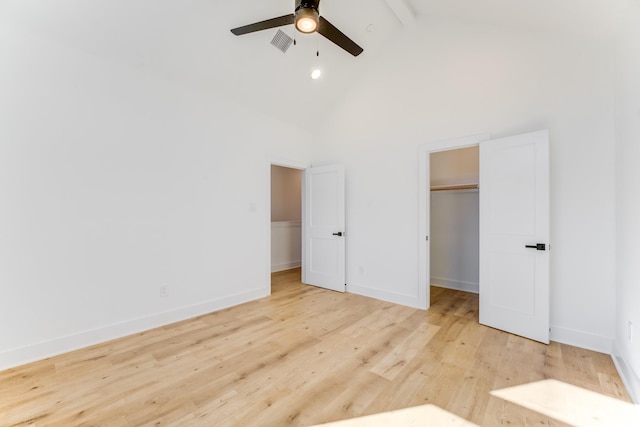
<box><xmin>0</xmin><ymin>287</ymin><xmax>268</xmax><ymax>372</ymax></box>
<box><xmin>272</xmin><ymin>262</ymin><xmax>302</xmax><ymax>273</ymax></box>
<box><xmin>430</xmin><ymin>278</ymin><xmax>479</xmax><ymax>294</ymax></box>
<box><xmin>612</xmin><ymin>341</ymin><xmax>640</xmax><ymax>404</ymax></box>
<box><xmin>346</xmin><ymin>283</ymin><xmax>420</xmax><ymax>309</ymax></box>
<box><xmin>550</xmin><ymin>326</ymin><xmax>614</xmax><ymax>355</ymax></box>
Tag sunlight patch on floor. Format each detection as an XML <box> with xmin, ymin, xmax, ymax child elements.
<box><xmin>491</xmin><ymin>379</ymin><xmax>640</xmax><ymax>426</ymax></box>
<box><xmin>311</xmin><ymin>404</ymin><xmax>479</xmax><ymax>427</ymax></box>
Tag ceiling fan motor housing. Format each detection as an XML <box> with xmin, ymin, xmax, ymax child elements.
<box><xmin>294</xmin><ymin>0</ymin><xmax>321</xmax><ymax>33</ymax></box>
<box><xmin>295</xmin><ymin>0</ymin><xmax>321</xmax><ymax>12</ymax></box>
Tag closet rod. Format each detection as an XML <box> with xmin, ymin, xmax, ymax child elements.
<box><xmin>430</xmin><ymin>184</ymin><xmax>479</xmax><ymax>192</ymax></box>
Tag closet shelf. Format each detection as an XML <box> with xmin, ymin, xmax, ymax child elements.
<box><xmin>430</xmin><ymin>184</ymin><xmax>479</xmax><ymax>192</ymax></box>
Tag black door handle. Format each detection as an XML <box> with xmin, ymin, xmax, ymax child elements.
<box><xmin>525</xmin><ymin>243</ymin><xmax>546</xmax><ymax>251</ymax></box>
<box><xmin>332</xmin><ymin>232</ymin><xmax>343</xmax><ymax>237</ymax></box>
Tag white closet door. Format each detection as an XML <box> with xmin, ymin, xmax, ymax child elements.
<box><xmin>479</xmin><ymin>130</ymin><xmax>550</xmax><ymax>343</ymax></box>
<box><xmin>302</xmin><ymin>165</ymin><xmax>345</xmax><ymax>292</ymax></box>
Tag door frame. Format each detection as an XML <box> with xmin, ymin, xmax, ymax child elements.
<box><xmin>417</xmin><ymin>134</ymin><xmax>490</xmax><ymax>309</ymax></box>
<box><xmin>266</xmin><ymin>159</ymin><xmax>310</xmax><ymax>294</ymax></box>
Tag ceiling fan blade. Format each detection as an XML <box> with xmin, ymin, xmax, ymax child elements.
<box><xmin>317</xmin><ymin>16</ymin><xmax>363</xmax><ymax>57</ymax></box>
<box><xmin>231</xmin><ymin>14</ymin><xmax>295</xmax><ymax>36</ymax></box>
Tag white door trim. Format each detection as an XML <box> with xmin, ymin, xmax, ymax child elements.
<box><xmin>417</xmin><ymin>134</ymin><xmax>490</xmax><ymax>309</ymax></box>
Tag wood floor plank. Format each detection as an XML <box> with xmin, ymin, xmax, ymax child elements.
<box><xmin>369</xmin><ymin>321</ymin><xmax>440</xmax><ymax>381</ymax></box>
<box><xmin>0</xmin><ymin>269</ymin><xmax>632</xmax><ymax>426</ymax></box>
<box><xmin>447</xmin><ymin>329</ymin><xmax>508</xmax><ymax>422</ymax></box>
<box><xmin>310</xmin><ymin>372</ymin><xmax>390</xmax><ymax>423</ymax></box>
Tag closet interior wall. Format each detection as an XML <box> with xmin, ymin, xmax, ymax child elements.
<box><xmin>430</xmin><ymin>147</ymin><xmax>480</xmax><ymax>294</ymax></box>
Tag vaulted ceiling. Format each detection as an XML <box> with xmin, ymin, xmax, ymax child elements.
<box><xmin>0</xmin><ymin>0</ymin><xmax>626</xmax><ymax>131</ymax></box>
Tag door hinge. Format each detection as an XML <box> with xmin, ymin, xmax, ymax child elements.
<box><xmin>426</xmin><ymin>235</ymin><xmax>429</xmax><ymax>241</ymax></box>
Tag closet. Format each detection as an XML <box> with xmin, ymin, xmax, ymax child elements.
<box><xmin>271</xmin><ymin>165</ymin><xmax>302</xmax><ymax>273</ymax></box>
<box><xmin>430</xmin><ymin>146</ymin><xmax>479</xmax><ymax>294</ymax></box>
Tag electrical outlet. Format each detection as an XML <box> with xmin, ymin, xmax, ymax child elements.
<box><xmin>160</xmin><ymin>285</ymin><xmax>169</xmax><ymax>298</ymax></box>
<box><xmin>629</xmin><ymin>321</ymin><xmax>633</xmax><ymax>343</ymax></box>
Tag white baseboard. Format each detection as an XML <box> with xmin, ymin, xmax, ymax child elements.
<box><xmin>0</xmin><ymin>288</ymin><xmax>268</xmax><ymax>372</ymax></box>
<box><xmin>431</xmin><ymin>277</ymin><xmax>479</xmax><ymax>294</ymax></box>
<box><xmin>271</xmin><ymin>261</ymin><xmax>301</xmax><ymax>273</ymax></box>
<box><xmin>347</xmin><ymin>282</ymin><xmax>420</xmax><ymax>309</ymax></box>
<box><xmin>613</xmin><ymin>342</ymin><xmax>640</xmax><ymax>404</ymax></box>
<box><xmin>550</xmin><ymin>326</ymin><xmax>613</xmax><ymax>355</ymax></box>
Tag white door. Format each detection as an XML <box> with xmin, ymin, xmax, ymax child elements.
<box><xmin>479</xmin><ymin>130</ymin><xmax>550</xmax><ymax>343</ymax></box>
<box><xmin>302</xmin><ymin>165</ymin><xmax>346</xmax><ymax>292</ymax></box>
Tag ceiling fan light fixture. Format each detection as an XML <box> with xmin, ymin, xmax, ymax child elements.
<box><xmin>295</xmin><ymin>8</ymin><xmax>319</xmax><ymax>33</ymax></box>
<box><xmin>230</xmin><ymin>0</ymin><xmax>363</xmax><ymax>57</ymax></box>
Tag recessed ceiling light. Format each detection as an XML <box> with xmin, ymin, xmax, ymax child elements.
<box><xmin>311</xmin><ymin>69</ymin><xmax>322</xmax><ymax>80</ymax></box>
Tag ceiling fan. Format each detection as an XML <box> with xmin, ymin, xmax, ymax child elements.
<box><xmin>230</xmin><ymin>0</ymin><xmax>364</xmax><ymax>57</ymax></box>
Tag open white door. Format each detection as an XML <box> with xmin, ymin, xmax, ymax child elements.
<box><xmin>302</xmin><ymin>165</ymin><xmax>345</xmax><ymax>292</ymax></box>
<box><xmin>479</xmin><ymin>130</ymin><xmax>550</xmax><ymax>343</ymax></box>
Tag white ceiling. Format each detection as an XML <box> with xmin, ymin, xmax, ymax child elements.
<box><xmin>1</xmin><ymin>0</ymin><xmax>627</xmax><ymax>131</ymax></box>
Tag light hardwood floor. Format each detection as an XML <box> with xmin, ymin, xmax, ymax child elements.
<box><xmin>0</xmin><ymin>269</ymin><xmax>631</xmax><ymax>426</ymax></box>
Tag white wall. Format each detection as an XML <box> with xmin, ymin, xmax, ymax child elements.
<box><xmin>271</xmin><ymin>222</ymin><xmax>302</xmax><ymax>272</ymax></box>
<box><xmin>0</xmin><ymin>24</ymin><xmax>312</xmax><ymax>369</ymax></box>
<box><xmin>614</xmin><ymin>0</ymin><xmax>640</xmax><ymax>403</ymax></box>
<box><xmin>430</xmin><ymin>190</ymin><xmax>479</xmax><ymax>293</ymax></box>
<box><xmin>271</xmin><ymin>166</ymin><xmax>302</xmax><ymax>222</ymax></box>
<box><xmin>312</xmin><ymin>17</ymin><xmax>617</xmax><ymax>353</ymax></box>
<box><xmin>430</xmin><ymin>146</ymin><xmax>479</xmax><ymax>187</ymax></box>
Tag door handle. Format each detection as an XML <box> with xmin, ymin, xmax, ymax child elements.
<box><xmin>525</xmin><ymin>243</ymin><xmax>546</xmax><ymax>251</ymax></box>
<box><xmin>332</xmin><ymin>232</ymin><xmax>343</xmax><ymax>237</ymax></box>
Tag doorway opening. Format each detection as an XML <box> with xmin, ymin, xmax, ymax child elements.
<box><xmin>429</xmin><ymin>146</ymin><xmax>480</xmax><ymax>312</ymax></box>
<box><xmin>418</xmin><ymin>133</ymin><xmax>489</xmax><ymax>310</ymax></box>
<box><xmin>270</xmin><ymin>164</ymin><xmax>303</xmax><ymax>289</ymax></box>
<box><xmin>419</xmin><ymin>130</ymin><xmax>550</xmax><ymax>343</ymax></box>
